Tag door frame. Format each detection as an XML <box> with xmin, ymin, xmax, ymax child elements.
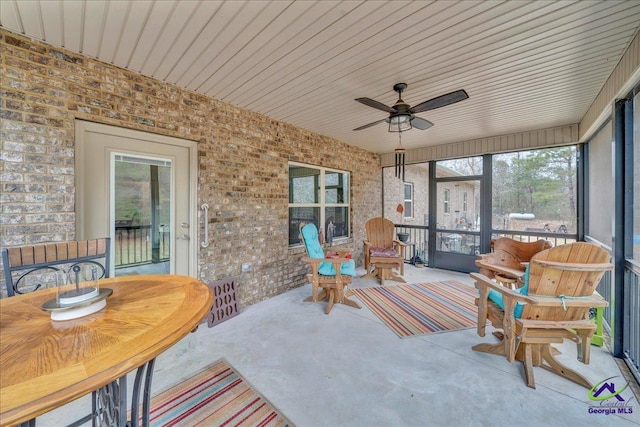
<box><xmin>75</xmin><ymin>120</ymin><xmax>199</xmax><ymax>277</ymax></box>
<box><xmin>428</xmin><ymin>159</ymin><xmax>486</xmax><ymax>273</ymax></box>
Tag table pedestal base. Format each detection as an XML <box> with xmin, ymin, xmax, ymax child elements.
<box><xmin>91</xmin><ymin>359</ymin><xmax>155</xmax><ymax>427</ymax></box>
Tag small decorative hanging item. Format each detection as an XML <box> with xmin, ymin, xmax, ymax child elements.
<box><xmin>394</xmin><ymin>131</ymin><xmax>406</xmax><ymax>181</ymax></box>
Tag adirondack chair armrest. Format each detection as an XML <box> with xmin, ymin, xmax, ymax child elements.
<box><xmin>470</xmin><ymin>272</ymin><xmax>535</xmax><ymax>304</ymax></box>
<box><xmin>301</xmin><ymin>256</ymin><xmax>352</xmax><ymax>265</ymax></box>
<box><xmin>301</xmin><ymin>256</ymin><xmax>351</xmax><ymax>281</ymax></box>
<box><xmin>530</xmin><ymin>260</ymin><xmax>613</xmax><ymax>272</ymax></box>
<box><xmin>524</xmin><ymin>294</ymin><xmax>608</xmax><ymax>308</ymax></box>
<box><xmin>474</xmin><ymin>261</ymin><xmax>526</xmax><ymax>282</ymax></box>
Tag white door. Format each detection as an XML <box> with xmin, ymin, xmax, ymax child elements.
<box><xmin>75</xmin><ymin>121</ymin><xmax>197</xmax><ymax>277</ymax></box>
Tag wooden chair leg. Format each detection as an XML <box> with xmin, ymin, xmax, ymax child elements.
<box><xmin>361</xmin><ymin>268</ymin><xmax>377</xmax><ymax>279</ymax></box>
<box><xmin>523</xmin><ymin>343</ymin><xmax>536</xmax><ymax>389</ymax></box>
<box><xmin>539</xmin><ymin>344</ymin><xmax>592</xmax><ymax>389</ymax></box>
<box><xmin>472</xmin><ymin>341</ymin><xmax>506</xmax><ymax>356</ymax></box>
<box><xmin>325</xmin><ymin>289</ymin><xmax>336</xmax><ymax>315</ymax></box>
<box><xmin>386</xmin><ymin>268</ymin><xmax>406</xmax><ymax>284</ymax></box>
<box><xmin>341</xmin><ymin>295</ymin><xmax>361</xmax><ymax>310</ymax></box>
<box><xmin>531</xmin><ymin>344</ymin><xmax>542</xmax><ymax>367</ymax></box>
<box><xmin>575</xmin><ymin>330</ymin><xmax>592</xmax><ymax>364</ymax></box>
<box><xmin>304</xmin><ymin>288</ymin><xmax>327</xmax><ymax>303</ymax></box>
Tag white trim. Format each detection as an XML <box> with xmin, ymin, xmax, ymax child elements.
<box><xmin>75</xmin><ymin>120</ymin><xmax>198</xmax><ymax>277</ymax></box>
<box><xmin>288</xmin><ymin>161</ymin><xmax>350</xmax><ymax>245</ymax></box>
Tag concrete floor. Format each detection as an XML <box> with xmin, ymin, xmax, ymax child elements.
<box><xmin>41</xmin><ymin>266</ymin><xmax>639</xmax><ymax>427</ymax></box>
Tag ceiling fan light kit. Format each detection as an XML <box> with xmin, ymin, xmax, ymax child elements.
<box><xmin>389</xmin><ymin>113</ymin><xmax>412</xmax><ymax>132</ymax></box>
<box><xmin>388</xmin><ymin>83</ymin><xmax>412</xmax><ymax>132</ymax></box>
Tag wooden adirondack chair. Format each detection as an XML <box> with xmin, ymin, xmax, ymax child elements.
<box><xmin>475</xmin><ymin>237</ymin><xmax>551</xmax><ymax>288</ymax></box>
<box><xmin>299</xmin><ymin>223</ymin><xmax>361</xmax><ymax>314</ymax></box>
<box><xmin>471</xmin><ymin>242</ymin><xmax>612</xmax><ymax>389</ymax></box>
<box><xmin>362</xmin><ymin>217</ymin><xmax>406</xmax><ymax>285</ymax></box>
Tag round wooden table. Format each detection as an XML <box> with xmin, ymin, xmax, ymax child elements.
<box><xmin>0</xmin><ymin>275</ymin><xmax>213</xmax><ymax>427</ymax></box>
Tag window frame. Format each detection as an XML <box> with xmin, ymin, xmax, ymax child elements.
<box><xmin>288</xmin><ymin>161</ymin><xmax>350</xmax><ymax>246</ymax></box>
<box><xmin>403</xmin><ymin>182</ymin><xmax>414</xmax><ymax>219</ymax></box>
<box><xmin>443</xmin><ymin>188</ymin><xmax>450</xmax><ymax>214</ymax></box>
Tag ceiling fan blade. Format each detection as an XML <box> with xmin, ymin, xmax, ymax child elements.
<box><xmin>409</xmin><ymin>89</ymin><xmax>469</xmax><ymax>114</ymax></box>
<box><xmin>353</xmin><ymin>118</ymin><xmax>387</xmax><ymax>131</ymax></box>
<box><xmin>411</xmin><ymin>116</ymin><xmax>434</xmax><ymax>130</ymax></box>
<box><xmin>355</xmin><ymin>97</ymin><xmax>396</xmax><ymax>113</ymax></box>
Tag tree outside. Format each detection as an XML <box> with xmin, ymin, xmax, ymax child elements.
<box><xmin>492</xmin><ymin>146</ymin><xmax>577</xmax><ymax>233</ymax></box>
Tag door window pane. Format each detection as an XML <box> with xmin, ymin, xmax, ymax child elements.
<box><xmin>437</xmin><ymin>181</ymin><xmax>479</xmax><ymax>231</ymax></box>
<box><xmin>114</xmin><ymin>157</ymin><xmax>171</xmax><ymax>275</ymax></box>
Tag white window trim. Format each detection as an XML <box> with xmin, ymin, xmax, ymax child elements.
<box><xmin>404</xmin><ymin>182</ymin><xmax>414</xmax><ymax>219</ymax></box>
<box><xmin>288</xmin><ymin>161</ymin><xmax>350</xmax><ymax>246</ymax></box>
<box><xmin>444</xmin><ymin>189</ymin><xmax>450</xmax><ymax>214</ymax></box>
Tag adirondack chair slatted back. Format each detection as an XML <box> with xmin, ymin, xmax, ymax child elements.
<box><xmin>365</xmin><ymin>217</ymin><xmax>396</xmax><ymax>249</ymax></box>
<box><xmin>520</xmin><ymin>242</ymin><xmax>610</xmax><ymax>322</ymax></box>
<box><xmin>2</xmin><ymin>238</ymin><xmax>111</xmax><ymax>297</ymax></box>
<box><xmin>492</xmin><ymin>237</ymin><xmax>551</xmax><ymax>267</ymax></box>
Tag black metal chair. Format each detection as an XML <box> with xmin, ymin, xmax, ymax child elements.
<box><xmin>2</xmin><ymin>238</ymin><xmax>111</xmax><ymax>297</ymax></box>
<box><xmin>1</xmin><ymin>238</ymin><xmax>110</xmax><ymax>427</ymax></box>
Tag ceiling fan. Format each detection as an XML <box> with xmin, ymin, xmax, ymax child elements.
<box><xmin>353</xmin><ymin>83</ymin><xmax>469</xmax><ymax>132</ymax></box>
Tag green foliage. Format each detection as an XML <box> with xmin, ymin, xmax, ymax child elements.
<box><xmin>492</xmin><ymin>146</ymin><xmax>576</xmax><ymax>225</ymax></box>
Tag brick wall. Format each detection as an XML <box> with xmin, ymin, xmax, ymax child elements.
<box><xmin>0</xmin><ymin>30</ymin><xmax>382</xmax><ymax>304</ymax></box>
<box><xmin>383</xmin><ymin>163</ymin><xmax>429</xmax><ymax>225</ymax></box>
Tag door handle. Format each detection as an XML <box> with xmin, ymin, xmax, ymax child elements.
<box><xmin>201</xmin><ymin>203</ymin><xmax>209</xmax><ymax>248</ymax></box>
<box><xmin>177</xmin><ymin>234</ymin><xmax>190</xmax><ymax>240</ymax></box>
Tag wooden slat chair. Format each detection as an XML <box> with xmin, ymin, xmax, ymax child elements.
<box><xmin>1</xmin><ymin>238</ymin><xmax>111</xmax><ymax>427</ymax></box>
<box><xmin>2</xmin><ymin>238</ymin><xmax>111</xmax><ymax>297</ymax></box>
<box><xmin>475</xmin><ymin>237</ymin><xmax>551</xmax><ymax>288</ymax></box>
<box><xmin>471</xmin><ymin>242</ymin><xmax>612</xmax><ymax>389</ymax></box>
<box><xmin>299</xmin><ymin>223</ymin><xmax>361</xmax><ymax>314</ymax></box>
<box><xmin>362</xmin><ymin>217</ymin><xmax>406</xmax><ymax>286</ymax></box>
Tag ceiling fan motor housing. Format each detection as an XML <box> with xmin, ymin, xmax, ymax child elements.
<box><xmin>390</xmin><ymin>84</ymin><xmax>413</xmax><ymax>131</ymax></box>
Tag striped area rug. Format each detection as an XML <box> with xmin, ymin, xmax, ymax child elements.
<box><xmin>351</xmin><ymin>281</ymin><xmax>478</xmax><ymax>338</ymax></box>
<box><xmin>146</xmin><ymin>359</ymin><xmax>292</xmax><ymax>426</ymax></box>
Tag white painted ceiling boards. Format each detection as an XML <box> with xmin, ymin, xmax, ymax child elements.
<box><xmin>2</xmin><ymin>0</ymin><xmax>639</xmax><ymax>153</ymax></box>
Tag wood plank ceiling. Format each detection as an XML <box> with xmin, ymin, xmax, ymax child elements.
<box><xmin>2</xmin><ymin>0</ymin><xmax>639</xmax><ymax>153</ymax></box>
